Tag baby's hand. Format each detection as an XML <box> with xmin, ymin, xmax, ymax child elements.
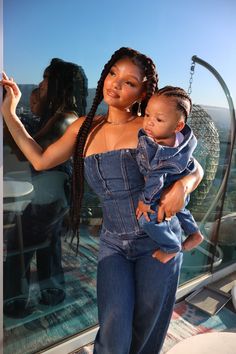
<box><xmin>136</xmin><ymin>200</ymin><xmax>154</xmax><ymax>222</ymax></box>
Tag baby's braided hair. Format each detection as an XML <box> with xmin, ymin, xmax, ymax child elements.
<box><xmin>156</xmin><ymin>86</ymin><xmax>192</xmax><ymax>122</ymax></box>
<box><xmin>70</xmin><ymin>47</ymin><xmax>158</xmax><ymax>251</ymax></box>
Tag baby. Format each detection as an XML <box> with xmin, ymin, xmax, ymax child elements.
<box><xmin>136</xmin><ymin>86</ymin><xmax>204</xmax><ymax>263</ymax></box>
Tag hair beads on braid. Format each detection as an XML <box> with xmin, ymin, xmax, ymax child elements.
<box><xmin>70</xmin><ymin>47</ymin><xmax>158</xmax><ymax>252</ymax></box>
<box><xmin>157</xmin><ymin>86</ymin><xmax>192</xmax><ymax>122</ymax></box>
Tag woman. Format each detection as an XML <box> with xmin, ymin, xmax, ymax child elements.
<box><xmin>1</xmin><ymin>47</ymin><xmax>203</xmax><ymax>353</ymax></box>
<box><xmin>33</xmin><ymin>57</ymin><xmax>87</xmax><ymax>145</ymax></box>
<box><xmin>3</xmin><ymin>58</ymin><xmax>88</xmax><ymax>308</ymax></box>
<box><xmin>4</xmin><ymin>58</ymin><xmax>87</xmax><ymax>158</ymax></box>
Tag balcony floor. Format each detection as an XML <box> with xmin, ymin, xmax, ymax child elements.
<box><xmin>72</xmin><ymin>271</ymin><xmax>236</xmax><ymax>354</ymax></box>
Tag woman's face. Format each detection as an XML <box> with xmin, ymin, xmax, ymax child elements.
<box><xmin>103</xmin><ymin>58</ymin><xmax>146</xmax><ymax>111</ymax></box>
<box><xmin>30</xmin><ymin>88</ymin><xmax>45</xmax><ymax>116</ymax></box>
<box><xmin>30</xmin><ymin>89</ymin><xmax>40</xmax><ymax>114</ymax></box>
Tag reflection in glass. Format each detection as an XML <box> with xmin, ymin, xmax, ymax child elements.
<box><xmin>3</xmin><ymin>55</ymin><xmax>236</xmax><ymax>353</ymax></box>
<box><xmin>179</xmin><ymin>104</ymin><xmax>233</xmax><ymax>284</ymax></box>
<box><xmin>3</xmin><ymin>58</ymin><xmax>102</xmax><ymax>354</ymax></box>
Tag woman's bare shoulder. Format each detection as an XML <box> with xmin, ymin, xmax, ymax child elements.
<box><xmin>68</xmin><ymin>115</ymin><xmax>86</xmax><ymax>132</ymax></box>
<box><xmin>67</xmin><ymin>114</ymin><xmax>105</xmax><ymax>136</ymax></box>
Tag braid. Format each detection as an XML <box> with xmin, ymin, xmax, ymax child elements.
<box><xmin>157</xmin><ymin>86</ymin><xmax>192</xmax><ymax>122</ymax></box>
<box><xmin>70</xmin><ymin>47</ymin><xmax>159</xmax><ymax>252</ymax></box>
<box><xmin>129</xmin><ymin>55</ymin><xmax>158</xmax><ymax>116</ymax></box>
<box><xmin>143</xmin><ymin>59</ymin><xmax>158</xmax><ymax>110</ymax></box>
<box><xmin>70</xmin><ymin>88</ymin><xmax>103</xmax><ymax>251</ymax></box>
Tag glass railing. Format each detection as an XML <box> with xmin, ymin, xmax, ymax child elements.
<box><xmin>2</xmin><ymin>61</ymin><xmax>236</xmax><ymax>354</ymax></box>
<box><xmin>180</xmin><ymin>104</ymin><xmax>230</xmax><ymax>283</ymax></box>
<box><xmin>3</xmin><ymin>147</ymin><xmax>101</xmax><ymax>353</ymax></box>
<box><xmin>180</xmin><ymin>56</ymin><xmax>236</xmax><ymax>284</ymax></box>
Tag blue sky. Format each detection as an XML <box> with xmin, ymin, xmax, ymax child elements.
<box><xmin>3</xmin><ymin>0</ymin><xmax>236</xmax><ymax>107</ymax></box>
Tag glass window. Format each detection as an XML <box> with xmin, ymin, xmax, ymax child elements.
<box><xmin>180</xmin><ymin>105</ymin><xmax>233</xmax><ymax>284</ymax></box>
<box><xmin>3</xmin><ymin>148</ymin><xmax>101</xmax><ymax>353</ymax></box>
<box><xmin>179</xmin><ymin>55</ymin><xmax>236</xmax><ymax>284</ymax></box>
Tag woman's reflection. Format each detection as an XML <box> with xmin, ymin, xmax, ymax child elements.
<box><xmin>4</xmin><ymin>58</ymin><xmax>88</xmax><ymax>316</ymax></box>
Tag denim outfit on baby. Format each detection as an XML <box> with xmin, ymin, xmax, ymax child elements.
<box><xmin>136</xmin><ymin>124</ymin><xmax>199</xmax><ymax>254</ymax></box>
<box><xmin>84</xmin><ymin>149</ymin><xmax>183</xmax><ymax>354</ymax></box>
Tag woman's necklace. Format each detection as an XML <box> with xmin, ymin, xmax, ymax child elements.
<box><xmin>102</xmin><ymin>114</ymin><xmax>135</xmax><ymax>150</ymax></box>
<box><xmin>105</xmin><ymin>115</ymin><xmax>137</xmax><ymax>125</ymax></box>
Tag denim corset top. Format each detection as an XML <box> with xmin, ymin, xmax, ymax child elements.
<box><xmin>84</xmin><ymin>149</ymin><xmax>145</xmax><ymax>237</ymax></box>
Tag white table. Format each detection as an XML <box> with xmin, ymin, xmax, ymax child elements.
<box><xmin>3</xmin><ymin>180</ymin><xmax>34</xmax><ymax>198</ymax></box>
<box><xmin>3</xmin><ymin>180</ymin><xmax>34</xmax><ymax>294</ymax></box>
<box><xmin>166</xmin><ymin>332</ymin><xmax>236</xmax><ymax>354</ymax></box>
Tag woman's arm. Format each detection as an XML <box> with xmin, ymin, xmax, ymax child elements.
<box><xmin>157</xmin><ymin>159</ymin><xmax>204</xmax><ymax>222</ymax></box>
<box><xmin>1</xmin><ymin>76</ymin><xmax>84</xmax><ymax>170</ymax></box>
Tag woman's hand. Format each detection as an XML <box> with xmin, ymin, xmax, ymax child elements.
<box><xmin>1</xmin><ymin>72</ymin><xmax>21</xmax><ymax>117</ymax></box>
<box><xmin>157</xmin><ymin>179</ymin><xmax>188</xmax><ymax>223</ymax></box>
<box><xmin>157</xmin><ymin>161</ymin><xmax>203</xmax><ymax>222</ymax></box>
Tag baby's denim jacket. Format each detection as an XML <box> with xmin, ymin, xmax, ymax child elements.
<box><xmin>136</xmin><ymin>124</ymin><xmax>197</xmax><ymax>205</ymax></box>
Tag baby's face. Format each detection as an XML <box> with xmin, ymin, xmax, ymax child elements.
<box><xmin>143</xmin><ymin>95</ymin><xmax>183</xmax><ymax>141</ymax></box>
<box><xmin>30</xmin><ymin>91</ymin><xmax>39</xmax><ymax>112</ymax></box>
<box><xmin>30</xmin><ymin>88</ymin><xmax>44</xmax><ymax>116</ymax></box>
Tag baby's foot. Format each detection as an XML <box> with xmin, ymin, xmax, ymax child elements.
<box><xmin>182</xmin><ymin>232</ymin><xmax>204</xmax><ymax>251</ymax></box>
<box><xmin>152</xmin><ymin>249</ymin><xmax>177</xmax><ymax>263</ymax></box>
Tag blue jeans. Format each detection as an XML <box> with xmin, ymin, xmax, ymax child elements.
<box><xmin>84</xmin><ymin>149</ymin><xmax>183</xmax><ymax>354</ymax></box>
<box><xmin>94</xmin><ymin>230</ymin><xmax>182</xmax><ymax>354</ymax></box>
<box><xmin>4</xmin><ymin>202</ymin><xmax>65</xmax><ymax>301</ymax></box>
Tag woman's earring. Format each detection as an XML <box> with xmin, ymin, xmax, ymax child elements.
<box><xmin>125</xmin><ymin>107</ymin><xmax>131</xmax><ymax>112</ymax></box>
<box><xmin>137</xmin><ymin>102</ymin><xmax>142</xmax><ymax>116</ymax></box>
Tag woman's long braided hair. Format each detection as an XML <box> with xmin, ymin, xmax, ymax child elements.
<box><xmin>44</xmin><ymin>58</ymin><xmax>88</xmax><ymax>120</ymax></box>
<box><xmin>70</xmin><ymin>47</ymin><xmax>158</xmax><ymax>248</ymax></box>
<box><xmin>157</xmin><ymin>86</ymin><xmax>192</xmax><ymax>122</ymax></box>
